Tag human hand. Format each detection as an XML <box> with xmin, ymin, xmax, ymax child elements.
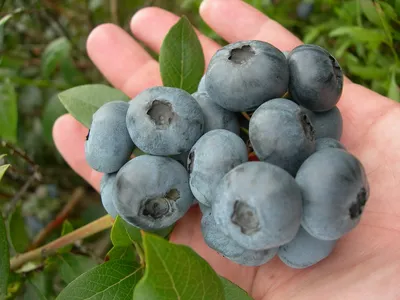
<box><xmin>52</xmin><ymin>1</ymin><xmax>400</xmax><ymax>299</ymax></box>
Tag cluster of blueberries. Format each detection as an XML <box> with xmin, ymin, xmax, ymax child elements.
<box><xmin>85</xmin><ymin>40</ymin><xmax>370</xmax><ymax>269</ymax></box>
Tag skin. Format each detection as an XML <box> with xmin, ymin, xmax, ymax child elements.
<box><xmin>53</xmin><ymin>1</ymin><xmax>400</xmax><ymax>299</ymax></box>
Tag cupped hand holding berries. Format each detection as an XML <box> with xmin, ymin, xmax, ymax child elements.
<box><xmin>52</xmin><ymin>1</ymin><xmax>400</xmax><ymax>299</ymax></box>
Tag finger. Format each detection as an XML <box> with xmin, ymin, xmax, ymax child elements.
<box><xmin>86</xmin><ymin>23</ymin><xmax>162</xmax><ymax>98</ymax></box>
<box><xmin>200</xmin><ymin>0</ymin><xmax>301</xmax><ymax>51</ymax></box>
<box><xmin>130</xmin><ymin>7</ymin><xmax>220</xmax><ymax>65</ymax></box>
<box><xmin>53</xmin><ymin>114</ymin><xmax>103</xmax><ymax>191</ymax></box>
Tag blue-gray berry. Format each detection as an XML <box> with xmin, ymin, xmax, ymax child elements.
<box><xmin>201</xmin><ymin>210</ymin><xmax>278</xmax><ymax>266</ymax></box>
<box><xmin>188</xmin><ymin>129</ymin><xmax>248</xmax><ymax>206</ymax></box>
<box><xmin>303</xmin><ymin>106</ymin><xmax>343</xmax><ymax>140</ymax></box>
<box><xmin>198</xmin><ymin>75</ymin><xmax>206</xmax><ymax>93</ymax></box>
<box><xmin>85</xmin><ymin>101</ymin><xmax>134</xmax><ymax>173</ymax></box>
<box><xmin>192</xmin><ymin>92</ymin><xmax>240</xmax><ymax>135</ymax></box>
<box><xmin>288</xmin><ymin>44</ymin><xmax>343</xmax><ymax>112</ymax></box>
<box><xmin>114</xmin><ymin>155</ymin><xmax>194</xmax><ymax>230</ymax></box>
<box><xmin>213</xmin><ymin>161</ymin><xmax>303</xmax><ymax>250</ymax></box>
<box><xmin>126</xmin><ymin>87</ymin><xmax>204</xmax><ymax>155</ymax></box>
<box><xmin>316</xmin><ymin>138</ymin><xmax>346</xmax><ymax>151</ymax></box>
<box><xmin>100</xmin><ymin>173</ymin><xmax>118</xmax><ymax>218</ymax></box>
<box><xmin>278</xmin><ymin>226</ymin><xmax>336</xmax><ymax>269</ymax></box>
<box><xmin>249</xmin><ymin>98</ymin><xmax>316</xmax><ymax>176</ymax></box>
<box><xmin>205</xmin><ymin>40</ymin><xmax>289</xmax><ymax>112</ymax></box>
<box><xmin>296</xmin><ymin>149</ymin><xmax>369</xmax><ymax>240</ymax></box>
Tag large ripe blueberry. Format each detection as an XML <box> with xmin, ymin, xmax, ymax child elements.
<box><xmin>303</xmin><ymin>106</ymin><xmax>343</xmax><ymax>140</ymax></box>
<box><xmin>212</xmin><ymin>161</ymin><xmax>303</xmax><ymax>250</ymax></box>
<box><xmin>100</xmin><ymin>173</ymin><xmax>118</xmax><ymax>218</ymax></box>
<box><xmin>316</xmin><ymin>138</ymin><xmax>346</xmax><ymax>151</ymax></box>
<box><xmin>278</xmin><ymin>226</ymin><xmax>337</xmax><ymax>269</ymax></box>
<box><xmin>126</xmin><ymin>87</ymin><xmax>204</xmax><ymax>155</ymax></box>
<box><xmin>114</xmin><ymin>155</ymin><xmax>194</xmax><ymax>230</ymax></box>
<box><xmin>85</xmin><ymin>101</ymin><xmax>134</xmax><ymax>173</ymax></box>
<box><xmin>249</xmin><ymin>98</ymin><xmax>316</xmax><ymax>176</ymax></box>
<box><xmin>288</xmin><ymin>44</ymin><xmax>343</xmax><ymax>112</ymax></box>
<box><xmin>188</xmin><ymin>129</ymin><xmax>248</xmax><ymax>206</ymax></box>
<box><xmin>296</xmin><ymin>148</ymin><xmax>370</xmax><ymax>240</ymax></box>
<box><xmin>192</xmin><ymin>92</ymin><xmax>240</xmax><ymax>135</ymax></box>
<box><xmin>205</xmin><ymin>40</ymin><xmax>289</xmax><ymax>112</ymax></box>
<box><xmin>201</xmin><ymin>210</ymin><xmax>278</xmax><ymax>266</ymax></box>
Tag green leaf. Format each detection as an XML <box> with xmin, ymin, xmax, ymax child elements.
<box><xmin>220</xmin><ymin>277</ymin><xmax>253</xmax><ymax>300</ymax></box>
<box><xmin>42</xmin><ymin>94</ymin><xmax>67</xmax><ymax>146</ymax></box>
<box><xmin>0</xmin><ymin>214</ymin><xmax>9</xmax><ymax>299</ymax></box>
<box><xmin>159</xmin><ymin>16</ymin><xmax>205</xmax><ymax>94</ymax></box>
<box><xmin>396</xmin><ymin>0</ymin><xmax>400</xmax><ymax>14</ymax></box>
<box><xmin>8</xmin><ymin>205</ymin><xmax>30</xmax><ymax>253</ymax></box>
<box><xmin>58</xmin><ymin>253</ymin><xmax>98</xmax><ymax>284</ymax></box>
<box><xmin>347</xmin><ymin>64</ymin><xmax>387</xmax><ymax>80</ymax></box>
<box><xmin>0</xmin><ymin>78</ymin><xmax>18</xmax><ymax>143</ymax></box>
<box><xmin>388</xmin><ymin>71</ymin><xmax>399</xmax><ymax>102</ymax></box>
<box><xmin>56</xmin><ymin>259</ymin><xmax>143</xmax><ymax>300</ymax></box>
<box><xmin>58</xmin><ymin>84</ymin><xmax>129</xmax><ymax>128</ymax></box>
<box><xmin>329</xmin><ymin>26</ymin><xmax>385</xmax><ymax>45</ymax></box>
<box><xmin>24</xmin><ymin>272</ymin><xmax>49</xmax><ymax>300</ymax></box>
<box><xmin>58</xmin><ymin>220</ymin><xmax>74</xmax><ymax>254</ymax></box>
<box><xmin>360</xmin><ymin>0</ymin><xmax>381</xmax><ymax>26</ymax></box>
<box><xmin>133</xmin><ymin>233</ymin><xmax>225</xmax><ymax>300</ymax></box>
<box><xmin>111</xmin><ymin>216</ymin><xmax>142</xmax><ymax>247</ymax></box>
<box><xmin>0</xmin><ymin>164</ymin><xmax>9</xmax><ymax>182</ymax></box>
<box><xmin>41</xmin><ymin>37</ymin><xmax>71</xmax><ymax>78</ymax></box>
<box><xmin>106</xmin><ymin>245</ymin><xmax>136</xmax><ymax>261</ymax></box>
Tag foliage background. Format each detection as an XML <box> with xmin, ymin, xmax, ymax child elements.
<box><xmin>0</xmin><ymin>0</ymin><xmax>399</xmax><ymax>299</ymax></box>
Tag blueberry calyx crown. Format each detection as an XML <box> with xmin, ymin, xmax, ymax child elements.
<box><xmin>228</xmin><ymin>45</ymin><xmax>255</xmax><ymax>64</ymax></box>
<box><xmin>141</xmin><ymin>188</ymin><xmax>180</xmax><ymax>219</ymax></box>
<box><xmin>231</xmin><ymin>200</ymin><xmax>260</xmax><ymax>235</ymax></box>
<box><xmin>147</xmin><ymin>99</ymin><xmax>175</xmax><ymax>129</ymax></box>
<box><xmin>349</xmin><ymin>187</ymin><xmax>368</xmax><ymax>220</ymax></box>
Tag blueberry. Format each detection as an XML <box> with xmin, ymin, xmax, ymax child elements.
<box><xmin>296</xmin><ymin>1</ymin><xmax>314</xmax><ymax>20</ymax></box>
<box><xmin>126</xmin><ymin>87</ymin><xmax>204</xmax><ymax>156</ymax></box>
<box><xmin>100</xmin><ymin>173</ymin><xmax>118</xmax><ymax>218</ymax></box>
<box><xmin>198</xmin><ymin>75</ymin><xmax>206</xmax><ymax>92</ymax></box>
<box><xmin>213</xmin><ymin>161</ymin><xmax>303</xmax><ymax>250</ymax></box>
<box><xmin>278</xmin><ymin>226</ymin><xmax>336</xmax><ymax>269</ymax></box>
<box><xmin>205</xmin><ymin>40</ymin><xmax>289</xmax><ymax>112</ymax></box>
<box><xmin>288</xmin><ymin>44</ymin><xmax>343</xmax><ymax>112</ymax></box>
<box><xmin>198</xmin><ymin>202</ymin><xmax>211</xmax><ymax>215</ymax></box>
<box><xmin>303</xmin><ymin>106</ymin><xmax>343</xmax><ymax>140</ymax></box>
<box><xmin>296</xmin><ymin>148</ymin><xmax>370</xmax><ymax>240</ymax></box>
<box><xmin>188</xmin><ymin>129</ymin><xmax>248</xmax><ymax>206</ymax></box>
<box><xmin>114</xmin><ymin>155</ymin><xmax>194</xmax><ymax>230</ymax></box>
<box><xmin>85</xmin><ymin>101</ymin><xmax>134</xmax><ymax>173</ymax></box>
<box><xmin>192</xmin><ymin>92</ymin><xmax>240</xmax><ymax>135</ymax></box>
<box><xmin>201</xmin><ymin>210</ymin><xmax>278</xmax><ymax>266</ymax></box>
<box><xmin>316</xmin><ymin>138</ymin><xmax>346</xmax><ymax>151</ymax></box>
<box><xmin>249</xmin><ymin>98</ymin><xmax>316</xmax><ymax>176</ymax></box>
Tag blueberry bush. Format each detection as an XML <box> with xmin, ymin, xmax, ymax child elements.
<box><xmin>0</xmin><ymin>0</ymin><xmax>398</xmax><ymax>299</ymax></box>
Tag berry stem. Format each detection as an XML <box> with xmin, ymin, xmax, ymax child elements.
<box><xmin>10</xmin><ymin>215</ymin><xmax>114</xmax><ymax>271</ymax></box>
<box><xmin>28</xmin><ymin>187</ymin><xmax>85</xmax><ymax>250</ymax></box>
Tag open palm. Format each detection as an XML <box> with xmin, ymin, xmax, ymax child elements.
<box><xmin>53</xmin><ymin>1</ymin><xmax>400</xmax><ymax>299</ymax></box>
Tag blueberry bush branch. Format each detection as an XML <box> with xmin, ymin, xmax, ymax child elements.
<box><xmin>9</xmin><ymin>214</ymin><xmax>114</xmax><ymax>271</ymax></box>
